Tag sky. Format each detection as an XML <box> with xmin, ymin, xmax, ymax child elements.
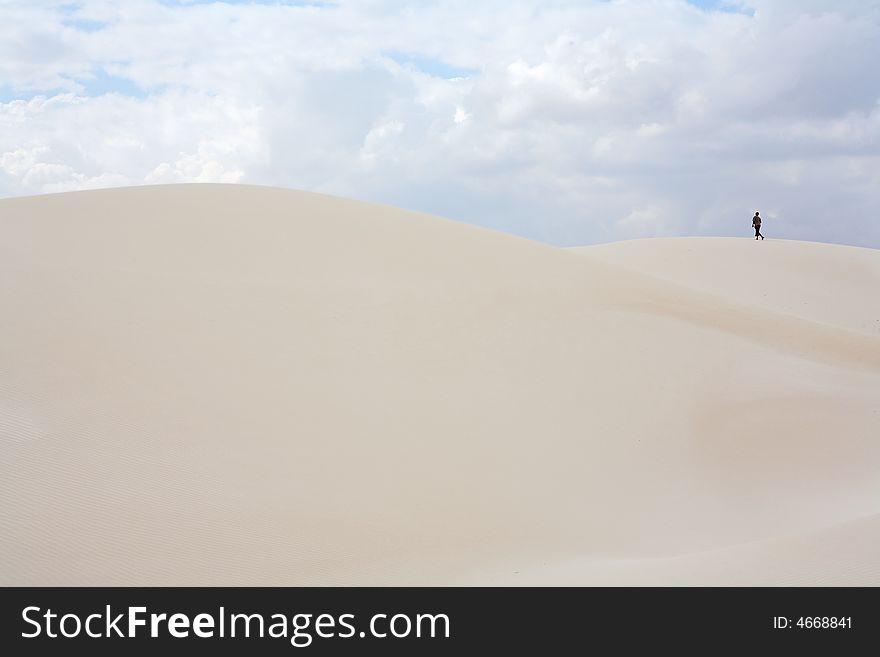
<box><xmin>1</xmin><ymin>0</ymin><xmax>879</xmax><ymax>247</ymax></box>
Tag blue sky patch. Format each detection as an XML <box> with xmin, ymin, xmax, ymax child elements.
<box><xmin>686</xmin><ymin>0</ymin><xmax>755</xmax><ymax>15</ymax></box>
<box><xmin>78</xmin><ymin>69</ymin><xmax>149</xmax><ymax>99</ymax></box>
<box><xmin>157</xmin><ymin>0</ymin><xmax>334</xmax><ymax>6</ymax></box>
<box><xmin>0</xmin><ymin>69</ymin><xmax>148</xmax><ymax>103</ymax></box>
<box><xmin>0</xmin><ymin>85</ymin><xmax>21</xmax><ymax>103</ymax></box>
<box><xmin>384</xmin><ymin>51</ymin><xmax>477</xmax><ymax>80</ymax></box>
<box><xmin>62</xmin><ymin>18</ymin><xmax>109</xmax><ymax>32</ymax></box>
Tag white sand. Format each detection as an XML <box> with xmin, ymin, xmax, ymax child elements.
<box><xmin>1</xmin><ymin>184</ymin><xmax>878</xmax><ymax>585</ymax></box>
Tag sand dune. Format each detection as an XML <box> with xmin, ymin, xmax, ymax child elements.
<box><xmin>573</xmin><ymin>237</ymin><xmax>880</xmax><ymax>335</ymax></box>
<box><xmin>1</xmin><ymin>184</ymin><xmax>878</xmax><ymax>585</ymax></box>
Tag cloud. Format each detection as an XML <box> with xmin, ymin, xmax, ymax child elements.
<box><xmin>1</xmin><ymin>0</ymin><xmax>878</xmax><ymax>247</ymax></box>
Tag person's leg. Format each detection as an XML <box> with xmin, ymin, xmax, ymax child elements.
<box><xmin>755</xmin><ymin>227</ymin><xmax>759</xmax><ymax>239</ymax></box>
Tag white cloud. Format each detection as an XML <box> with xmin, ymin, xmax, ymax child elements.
<box><xmin>1</xmin><ymin>90</ymin><xmax>263</xmax><ymax>195</ymax></box>
<box><xmin>1</xmin><ymin>0</ymin><xmax>879</xmax><ymax>247</ymax></box>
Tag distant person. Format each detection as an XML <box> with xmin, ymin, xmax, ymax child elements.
<box><xmin>752</xmin><ymin>212</ymin><xmax>764</xmax><ymax>240</ymax></box>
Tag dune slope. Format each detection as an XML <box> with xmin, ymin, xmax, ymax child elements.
<box><xmin>1</xmin><ymin>184</ymin><xmax>878</xmax><ymax>585</ymax></box>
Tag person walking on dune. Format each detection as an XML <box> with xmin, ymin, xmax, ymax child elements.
<box><xmin>752</xmin><ymin>211</ymin><xmax>764</xmax><ymax>240</ymax></box>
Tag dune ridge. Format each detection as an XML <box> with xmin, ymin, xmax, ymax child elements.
<box><xmin>1</xmin><ymin>184</ymin><xmax>878</xmax><ymax>585</ymax></box>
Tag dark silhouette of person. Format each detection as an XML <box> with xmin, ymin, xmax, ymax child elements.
<box><xmin>752</xmin><ymin>212</ymin><xmax>764</xmax><ymax>240</ymax></box>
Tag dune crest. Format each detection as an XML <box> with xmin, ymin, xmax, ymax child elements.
<box><xmin>2</xmin><ymin>184</ymin><xmax>878</xmax><ymax>585</ymax></box>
